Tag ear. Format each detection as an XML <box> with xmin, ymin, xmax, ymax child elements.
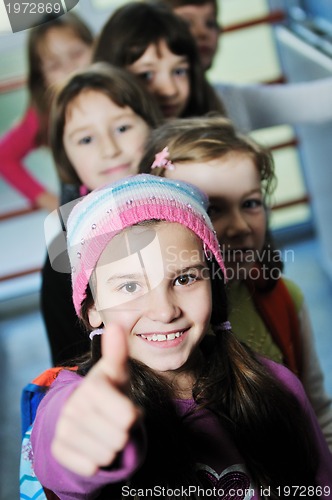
<box><xmin>88</xmin><ymin>303</ymin><xmax>103</xmax><ymax>328</ymax></box>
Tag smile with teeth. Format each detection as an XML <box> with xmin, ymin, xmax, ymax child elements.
<box><xmin>140</xmin><ymin>331</ymin><xmax>185</xmax><ymax>342</ymax></box>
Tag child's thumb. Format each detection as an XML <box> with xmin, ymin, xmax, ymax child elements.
<box><xmin>98</xmin><ymin>324</ymin><xmax>130</xmax><ymax>389</ymax></box>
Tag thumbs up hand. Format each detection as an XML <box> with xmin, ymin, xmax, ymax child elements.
<box><xmin>51</xmin><ymin>324</ymin><xmax>140</xmax><ymax>476</ymax></box>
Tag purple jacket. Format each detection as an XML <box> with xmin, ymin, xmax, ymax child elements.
<box><xmin>31</xmin><ymin>359</ymin><xmax>332</xmax><ymax>499</ymax></box>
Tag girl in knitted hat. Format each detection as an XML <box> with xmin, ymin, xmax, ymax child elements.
<box><xmin>138</xmin><ymin>115</ymin><xmax>332</xmax><ymax>451</ymax></box>
<box><xmin>31</xmin><ymin>175</ymin><xmax>332</xmax><ymax>498</ymax></box>
<box><xmin>41</xmin><ymin>62</ymin><xmax>163</xmax><ymax>365</ymax></box>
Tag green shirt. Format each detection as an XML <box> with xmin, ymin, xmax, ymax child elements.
<box><xmin>227</xmin><ymin>277</ymin><xmax>303</xmax><ymax>365</ymax></box>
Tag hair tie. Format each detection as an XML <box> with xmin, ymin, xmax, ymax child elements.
<box><xmin>215</xmin><ymin>321</ymin><xmax>232</xmax><ymax>332</ymax></box>
<box><xmin>151</xmin><ymin>147</ymin><xmax>175</xmax><ymax>171</ymax></box>
<box><xmin>89</xmin><ymin>328</ymin><xmax>104</xmax><ymax>341</ymax></box>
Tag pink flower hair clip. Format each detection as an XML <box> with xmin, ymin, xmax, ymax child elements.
<box><xmin>151</xmin><ymin>147</ymin><xmax>175</xmax><ymax>171</ymax></box>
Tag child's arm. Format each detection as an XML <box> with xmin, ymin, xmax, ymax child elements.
<box><xmin>31</xmin><ymin>325</ymin><xmax>145</xmax><ymax>497</ymax></box>
<box><xmin>282</xmin><ymin>277</ymin><xmax>332</xmax><ymax>452</ymax></box>
<box><xmin>265</xmin><ymin>359</ymin><xmax>332</xmax><ymax>486</ymax></box>
<box><xmin>299</xmin><ymin>303</ymin><xmax>332</xmax><ymax>452</ymax></box>
<box><xmin>215</xmin><ymin>77</ymin><xmax>332</xmax><ymax>133</ymax></box>
<box><xmin>0</xmin><ymin>107</ymin><xmax>58</xmax><ymax>211</ymax></box>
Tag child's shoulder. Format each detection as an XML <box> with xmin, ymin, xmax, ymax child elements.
<box><xmin>33</xmin><ymin>368</ymin><xmax>83</xmax><ymax>424</ymax></box>
<box><xmin>20</xmin><ymin>106</ymin><xmax>40</xmax><ymax>127</ymax></box>
<box><xmin>50</xmin><ymin>367</ymin><xmax>81</xmax><ymax>386</ymax></box>
<box><xmin>262</xmin><ymin>357</ymin><xmax>306</xmax><ymax>402</ymax></box>
<box><xmin>281</xmin><ymin>276</ymin><xmax>304</xmax><ymax>312</ymax></box>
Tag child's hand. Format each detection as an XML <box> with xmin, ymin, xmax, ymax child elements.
<box><xmin>35</xmin><ymin>191</ymin><xmax>59</xmax><ymax>212</ymax></box>
<box><xmin>51</xmin><ymin>324</ymin><xmax>140</xmax><ymax>476</ymax></box>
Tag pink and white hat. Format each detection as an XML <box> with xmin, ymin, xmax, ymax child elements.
<box><xmin>67</xmin><ymin>174</ymin><xmax>225</xmax><ymax>316</ymax></box>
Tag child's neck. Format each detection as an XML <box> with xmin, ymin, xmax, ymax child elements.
<box><xmin>171</xmin><ymin>371</ymin><xmax>196</xmax><ymax>399</ymax></box>
<box><xmin>162</xmin><ymin>348</ymin><xmax>204</xmax><ymax>399</ymax></box>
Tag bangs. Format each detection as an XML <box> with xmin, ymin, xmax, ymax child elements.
<box><xmin>122</xmin><ymin>12</ymin><xmax>196</xmax><ymax>65</ymax></box>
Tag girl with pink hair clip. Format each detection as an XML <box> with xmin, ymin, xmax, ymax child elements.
<box><xmin>139</xmin><ymin>115</ymin><xmax>332</xmax><ymax>452</ymax></box>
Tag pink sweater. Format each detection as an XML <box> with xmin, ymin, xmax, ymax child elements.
<box><xmin>0</xmin><ymin>106</ymin><xmax>47</xmax><ymax>203</ymax></box>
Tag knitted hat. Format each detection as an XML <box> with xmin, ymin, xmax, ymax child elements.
<box><xmin>67</xmin><ymin>174</ymin><xmax>225</xmax><ymax>316</ymax></box>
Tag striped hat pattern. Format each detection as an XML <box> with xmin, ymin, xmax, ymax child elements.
<box><xmin>67</xmin><ymin>174</ymin><xmax>225</xmax><ymax>316</ymax></box>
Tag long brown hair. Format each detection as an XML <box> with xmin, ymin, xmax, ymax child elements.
<box><xmin>50</xmin><ymin>62</ymin><xmax>163</xmax><ymax>185</ymax></box>
<box><xmin>77</xmin><ymin>251</ymin><xmax>319</xmax><ymax>496</ymax></box>
<box><xmin>163</xmin><ymin>0</ymin><xmax>218</xmax><ymax>8</ymax></box>
<box><xmin>27</xmin><ymin>13</ymin><xmax>94</xmax><ymax>144</ymax></box>
<box><xmin>161</xmin><ymin>0</ymin><xmax>220</xmax><ymax>31</ymax></box>
<box><xmin>93</xmin><ymin>2</ymin><xmax>225</xmax><ymax>118</ymax></box>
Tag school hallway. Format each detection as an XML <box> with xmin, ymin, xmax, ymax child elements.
<box><xmin>0</xmin><ymin>231</ymin><xmax>332</xmax><ymax>499</ymax></box>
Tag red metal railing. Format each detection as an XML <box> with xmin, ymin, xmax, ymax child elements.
<box><xmin>222</xmin><ymin>10</ymin><xmax>286</xmax><ymax>33</ymax></box>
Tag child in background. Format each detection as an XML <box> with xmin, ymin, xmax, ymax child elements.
<box><xmin>138</xmin><ymin>115</ymin><xmax>332</xmax><ymax>450</ymax></box>
<box><xmin>164</xmin><ymin>0</ymin><xmax>332</xmax><ymax>133</ymax></box>
<box><xmin>31</xmin><ymin>175</ymin><xmax>332</xmax><ymax>498</ymax></box>
<box><xmin>161</xmin><ymin>0</ymin><xmax>221</xmax><ymax>71</ymax></box>
<box><xmin>42</xmin><ymin>63</ymin><xmax>163</xmax><ymax>365</ymax></box>
<box><xmin>0</xmin><ymin>13</ymin><xmax>93</xmax><ymax>211</ymax></box>
<box><xmin>93</xmin><ymin>1</ymin><xmax>224</xmax><ymax>119</ymax></box>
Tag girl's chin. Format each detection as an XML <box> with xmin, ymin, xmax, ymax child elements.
<box><xmin>142</xmin><ymin>361</ymin><xmax>186</xmax><ymax>373</ymax></box>
<box><xmin>134</xmin><ymin>357</ymin><xmax>189</xmax><ymax>375</ymax></box>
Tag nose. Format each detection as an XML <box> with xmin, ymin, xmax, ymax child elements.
<box><xmin>224</xmin><ymin>210</ymin><xmax>251</xmax><ymax>239</ymax></box>
<box><xmin>145</xmin><ymin>286</ymin><xmax>181</xmax><ymax>324</ymax></box>
<box><xmin>100</xmin><ymin>134</ymin><xmax>121</xmax><ymax>158</ymax></box>
<box><xmin>61</xmin><ymin>58</ymin><xmax>79</xmax><ymax>77</ymax></box>
<box><xmin>192</xmin><ymin>21</ymin><xmax>208</xmax><ymax>40</ymax></box>
<box><xmin>153</xmin><ymin>74</ymin><xmax>178</xmax><ymax>99</ymax></box>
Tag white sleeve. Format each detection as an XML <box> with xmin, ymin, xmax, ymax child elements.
<box><xmin>299</xmin><ymin>302</ymin><xmax>332</xmax><ymax>453</ymax></box>
<box><xmin>215</xmin><ymin>78</ymin><xmax>332</xmax><ymax>132</ymax></box>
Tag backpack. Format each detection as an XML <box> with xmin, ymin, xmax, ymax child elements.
<box><xmin>20</xmin><ymin>367</ymin><xmax>76</xmax><ymax>500</ymax></box>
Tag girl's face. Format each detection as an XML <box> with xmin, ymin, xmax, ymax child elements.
<box><xmin>127</xmin><ymin>40</ymin><xmax>190</xmax><ymax>119</ymax></box>
<box><xmin>63</xmin><ymin>90</ymin><xmax>150</xmax><ymax>190</ymax></box>
<box><xmin>173</xmin><ymin>3</ymin><xmax>220</xmax><ymax>71</ymax></box>
<box><xmin>166</xmin><ymin>152</ymin><xmax>266</xmax><ymax>281</ymax></box>
<box><xmin>39</xmin><ymin>26</ymin><xmax>92</xmax><ymax>87</ymax></box>
<box><xmin>88</xmin><ymin>222</ymin><xmax>212</xmax><ymax>378</ymax></box>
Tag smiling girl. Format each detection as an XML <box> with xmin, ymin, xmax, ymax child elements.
<box><xmin>31</xmin><ymin>175</ymin><xmax>332</xmax><ymax>498</ymax></box>
<box><xmin>51</xmin><ymin>63</ymin><xmax>162</xmax><ymax>191</ymax></box>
